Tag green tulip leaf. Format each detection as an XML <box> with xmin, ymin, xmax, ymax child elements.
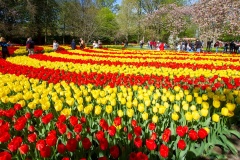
<box><xmin>219</xmin><ymin>134</ymin><xmax>237</xmax><ymax>155</ymax></box>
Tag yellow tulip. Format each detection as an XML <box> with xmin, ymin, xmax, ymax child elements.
<box><xmin>28</xmin><ymin>102</ymin><xmax>36</xmax><ymax>110</ymax></box>
<box><xmin>110</xmin><ymin>99</ymin><xmax>117</xmax><ymax>106</ymax></box>
<box><xmin>213</xmin><ymin>100</ymin><xmax>220</xmax><ymax>108</ymax></box>
<box><xmin>212</xmin><ymin>113</ymin><xmax>220</xmax><ymax>122</ymax></box>
<box><xmin>66</xmin><ymin>98</ymin><xmax>74</xmax><ymax>106</ymax></box>
<box><xmin>202</xmin><ymin>102</ymin><xmax>209</xmax><ymax>109</ymax></box>
<box><xmin>82</xmin><ymin>89</ymin><xmax>88</xmax><ymax>96</ymax></box>
<box><xmin>133</xmin><ymin>85</ymin><xmax>138</xmax><ymax>91</ymax></box>
<box><xmin>142</xmin><ymin>112</ymin><xmax>148</xmax><ymax>120</ymax></box>
<box><xmin>77</xmin><ymin>104</ymin><xmax>83</xmax><ymax>112</ymax></box>
<box><xmin>164</xmin><ymin>102</ymin><xmax>169</xmax><ymax>108</ymax></box>
<box><xmin>226</xmin><ymin>103</ymin><xmax>236</xmax><ymax>112</ymax></box>
<box><xmin>17</xmin><ymin>100</ymin><xmax>26</xmax><ymax>107</ymax></box>
<box><xmin>120</xmin><ymin>98</ymin><xmax>126</xmax><ymax>105</ymax></box>
<box><xmin>127</xmin><ymin>109</ymin><xmax>134</xmax><ymax>117</ymax></box>
<box><xmin>185</xmin><ymin>112</ymin><xmax>192</xmax><ymax>121</ymax></box>
<box><xmin>9</xmin><ymin>97</ymin><xmax>17</xmax><ymax>103</ymax></box>
<box><xmin>194</xmin><ymin>92</ymin><xmax>198</xmax><ymax>97</ymax></box>
<box><xmin>94</xmin><ymin>105</ymin><xmax>102</xmax><ymax>115</ymax></box>
<box><xmin>153</xmin><ymin>93</ymin><xmax>159</xmax><ymax>100</ymax></box>
<box><xmin>169</xmin><ymin>94</ymin><xmax>175</xmax><ymax>102</ymax></box>
<box><xmin>152</xmin><ymin>106</ymin><xmax>158</xmax><ymax>113</ymax></box>
<box><xmin>175</xmin><ymin>94</ymin><xmax>181</xmax><ymax>101</ymax></box>
<box><xmin>41</xmin><ymin>101</ymin><xmax>50</xmax><ymax>110</ymax></box>
<box><xmin>184</xmin><ymin>90</ymin><xmax>189</xmax><ymax>95</ymax></box>
<box><xmin>202</xmin><ymin>94</ymin><xmax>208</xmax><ymax>101</ymax></box>
<box><xmin>192</xmin><ymin>111</ymin><xmax>200</xmax><ymax>120</ymax></box>
<box><xmin>137</xmin><ymin>94</ymin><xmax>143</xmax><ymax>100</ymax></box>
<box><xmin>60</xmin><ymin>108</ymin><xmax>71</xmax><ymax>117</ymax></box>
<box><xmin>138</xmin><ymin>103</ymin><xmax>145</xmax><ymax>113</ymax></box>
<box><xmin>152</xmin><ymin>115</ymin><xmax>158</xmax><ymax>123</ymax></box>
<box><xmin>101</xmin><ymin>98</ymin><xmax>107</xmax><ymax>105</ymax></box>
<box><xmin>174</xmin><ymin>86</ymin><xmax>180</xmax><ymax>92</ymax></box>
<box><xmin>200</xmin><ymin>108</ymin><xmax>208</xmax><ymax>117</ymax></box>
<box><xmin>133</xmin><ymin>98</ymin><xmax>138</xmax><ymax>107</ymax></box>
<box><xmin>161</xmin><ymin>95</ymin><xmax>167</xmax><ymax>102</ymax></box>
<box><xmin>77</xmin><ymin>97</ymin><xmax>83</xmax><ymax>104</ymax></box>
<box><xmin>84</xmin><ymin>107</ymin><xmax>91</xmax><ymax>115</ymax></box>
<box><xmin>171</xmin><ymin>112</ymin><xmax>179</xmax><ymax>121</ymax></box>
<box><xmin>196</xmin><ymin>97</ymin><xmax>203</xmax><ymax>104</ymax></box>
<box><xmin>144</xmin><ymin>99</ymin><xmax>151</xmax><ymax>107</ymax></box>
<box><xmin>173</xmin><ymin>104</ymin><xmax>180</xmax><ymax>112</ymax></box>
<box><xmin>228</xmin><ymin>111</ymin><xmax>234</xmax><ymax>117</ymax></box>
<box><xmin>100</xmin><ymin>91</ymin><xmax>106</xmax><ymax>97</ymax></box>
<box><xmin>159</xmin><ymin>106</ymin><xmax>166</xmax><ymax>114</ymax></box>
<box><xmin>221</xmin><ymin>107</ymin><xmax>228</xmax><ymax>116</ymax></box>
<box><xmin>190</xmin><ymin>105</ymin><xmax>196</xmax><ymax>111</ymax></box>
<box><xmin>85</xmin><ymin>96</ymin><xmax>92</xmax><ymax>102</ymax></box>
<box><xmin>162</xmin><ymin>88</ymin><xmax>167</xmax><ymax>93</ymax></box>
<box><xmin>55</xmin><ymin>102</ymin><xmax>63</xmax><ymax>111</ymax></box>
<box><xmin>150</xmin><ymin>85</ymin><xmax>155</xmax><ymax>91</ymax></box>
<box><xmin>106</xmin><ymin>105</ymin><xmax>113</xmax><ymax>114</ymax></box>
<box><xmin>117</xmin><ymin>110</ymin><xmax>124</xmax><ymax>117</ymax></box>
<box><xmin>183</xmin><ymin>103</ymin><xmax>189</xmax><ymax>111</ymax></box>
<box><xmin>186</xmin><ymin>95</ymin><xmax>192</xmax><ymax>102</ymax></box>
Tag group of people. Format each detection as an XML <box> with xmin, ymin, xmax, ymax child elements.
<box><xmin>223</xmin><ymin>41</ymin><xmax>240</xmax><ymax>53</ymax></box>
<box><xmin>92</xmin><ymin>40</ymin><xmax>102</xmax><ymax>49</ymax></box>
<box><xmin>176</xmin><ymin>40</ymin><xmax>200</xmax><ymax>52</ymax></box>
<box><xmin>143</xmin><ymin>40</ymin><xmax>167</xmax><ymax>50</ymax></box>
<box><xmin>71</xmin><ymin>38</ymin><xmax>86</xmax><ymax>50</ymax></box>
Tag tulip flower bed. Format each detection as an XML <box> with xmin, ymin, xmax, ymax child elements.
<box><xmin>0</xmin><ymin>48</ymin><xmax>240</xmax><ymax>160</ymax></box>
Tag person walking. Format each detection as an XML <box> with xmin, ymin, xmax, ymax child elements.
<box><xmin>214</xmin><ymin>41</ymin><xmax>220</xmax><ymax>53</ymax></box>
<box><xmin>0</xmin><ymin>37</ymin><xmax>11</xmax><ymax>59</ymax></box>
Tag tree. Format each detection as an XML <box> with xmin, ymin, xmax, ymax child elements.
<box><xmin>94</xmin><ymin>7</ymin><xmax>119</xmax><ymax>43</ymax></box>
<box><xmin>192</xmin><ymin>0</ymin><xmax>240</xmax><ymax>40</ymax></box>
<box><xmin>143</xmin><ymin>3</ymin><xmax>193</xmax><ymax>42</ymax></box>
<box><xmin>116</xmin><ymin>0</ymin><xmax>139</xmax><ymax>42</ymax></box>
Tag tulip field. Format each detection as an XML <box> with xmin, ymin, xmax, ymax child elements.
<box><xmin>0</xmin><ymin>45</ymin><xmax>240</xmax><ymax>160</ymax></box>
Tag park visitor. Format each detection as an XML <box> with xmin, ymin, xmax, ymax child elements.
<box><xmin>26</xmin><ymin>37</ymin><xmax>35</xmax><ymax>55</ymax></box>
<box><xmin>0</xmin><ymin>37</ymin><xmax>11</xmax><ymax>59</ymax></box>
<box><xmin>79</xmin><ymin>38</ymin><xmax>85</xmax><ymax>49</ymax></box>
<box><xmin>93</xmin><ymin>41</ymin><xmax>99</xmax><ymax>49</ymax></box>
<box><xmin>71</xmin><ymin>39</ymin><xmax>76</xmax><ymax>50</ymax></box>
<box><xmin>53</xmin><ymin>40</ymin><xmax>59</xmax><ymax>51</ymax></box>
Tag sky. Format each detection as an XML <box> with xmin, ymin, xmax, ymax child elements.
<box><xmin>116</xmin><ymin>0</ymin><xmax>122</xmax><ymax>5</ymax></box>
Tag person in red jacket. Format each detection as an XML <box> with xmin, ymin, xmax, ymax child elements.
<box><xmin>159</xmin><ymin>42</ymin><xmax>164</xmax><ymax>50</ymax></box>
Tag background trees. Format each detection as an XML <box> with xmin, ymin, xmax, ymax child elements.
<box><xmin>0</xmin><ymin>0</ymin><xmax>239</xmax><ymax>45</ymax></box>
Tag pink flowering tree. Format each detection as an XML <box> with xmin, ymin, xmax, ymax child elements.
<box><xmin>192</xmin><ymin>0</ymin><xmax>240</xmax><ymax>39</ymax></box>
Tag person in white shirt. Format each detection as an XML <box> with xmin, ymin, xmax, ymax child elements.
<box><xmin>53</xmin><ymin>40</ymin><xmax>59</xmax><ymax>51</ymax></box>
<box><xmin>93</xmin><ymin>40</ymin><xmax>99</xmax><ymax>48</ymax></box>
<box><xmin>177</xmin><ymin>43</ymin><xmax>181</xmax><ymax>52</ymax></box>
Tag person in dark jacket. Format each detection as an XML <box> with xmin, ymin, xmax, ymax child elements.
<box><xmin>71</xmin><ymin>39</ymin><xmax>76</xmax><ymax>50</ymax></box>
<box><xmin>195</xmin><ymin>39</ymin><xmax>202</xmax><ymax>53</ymax></box>
<box><xmin>0</xmin><ymin>37</ymin><xmax>10</xmax><ymax>59</ymax></box>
